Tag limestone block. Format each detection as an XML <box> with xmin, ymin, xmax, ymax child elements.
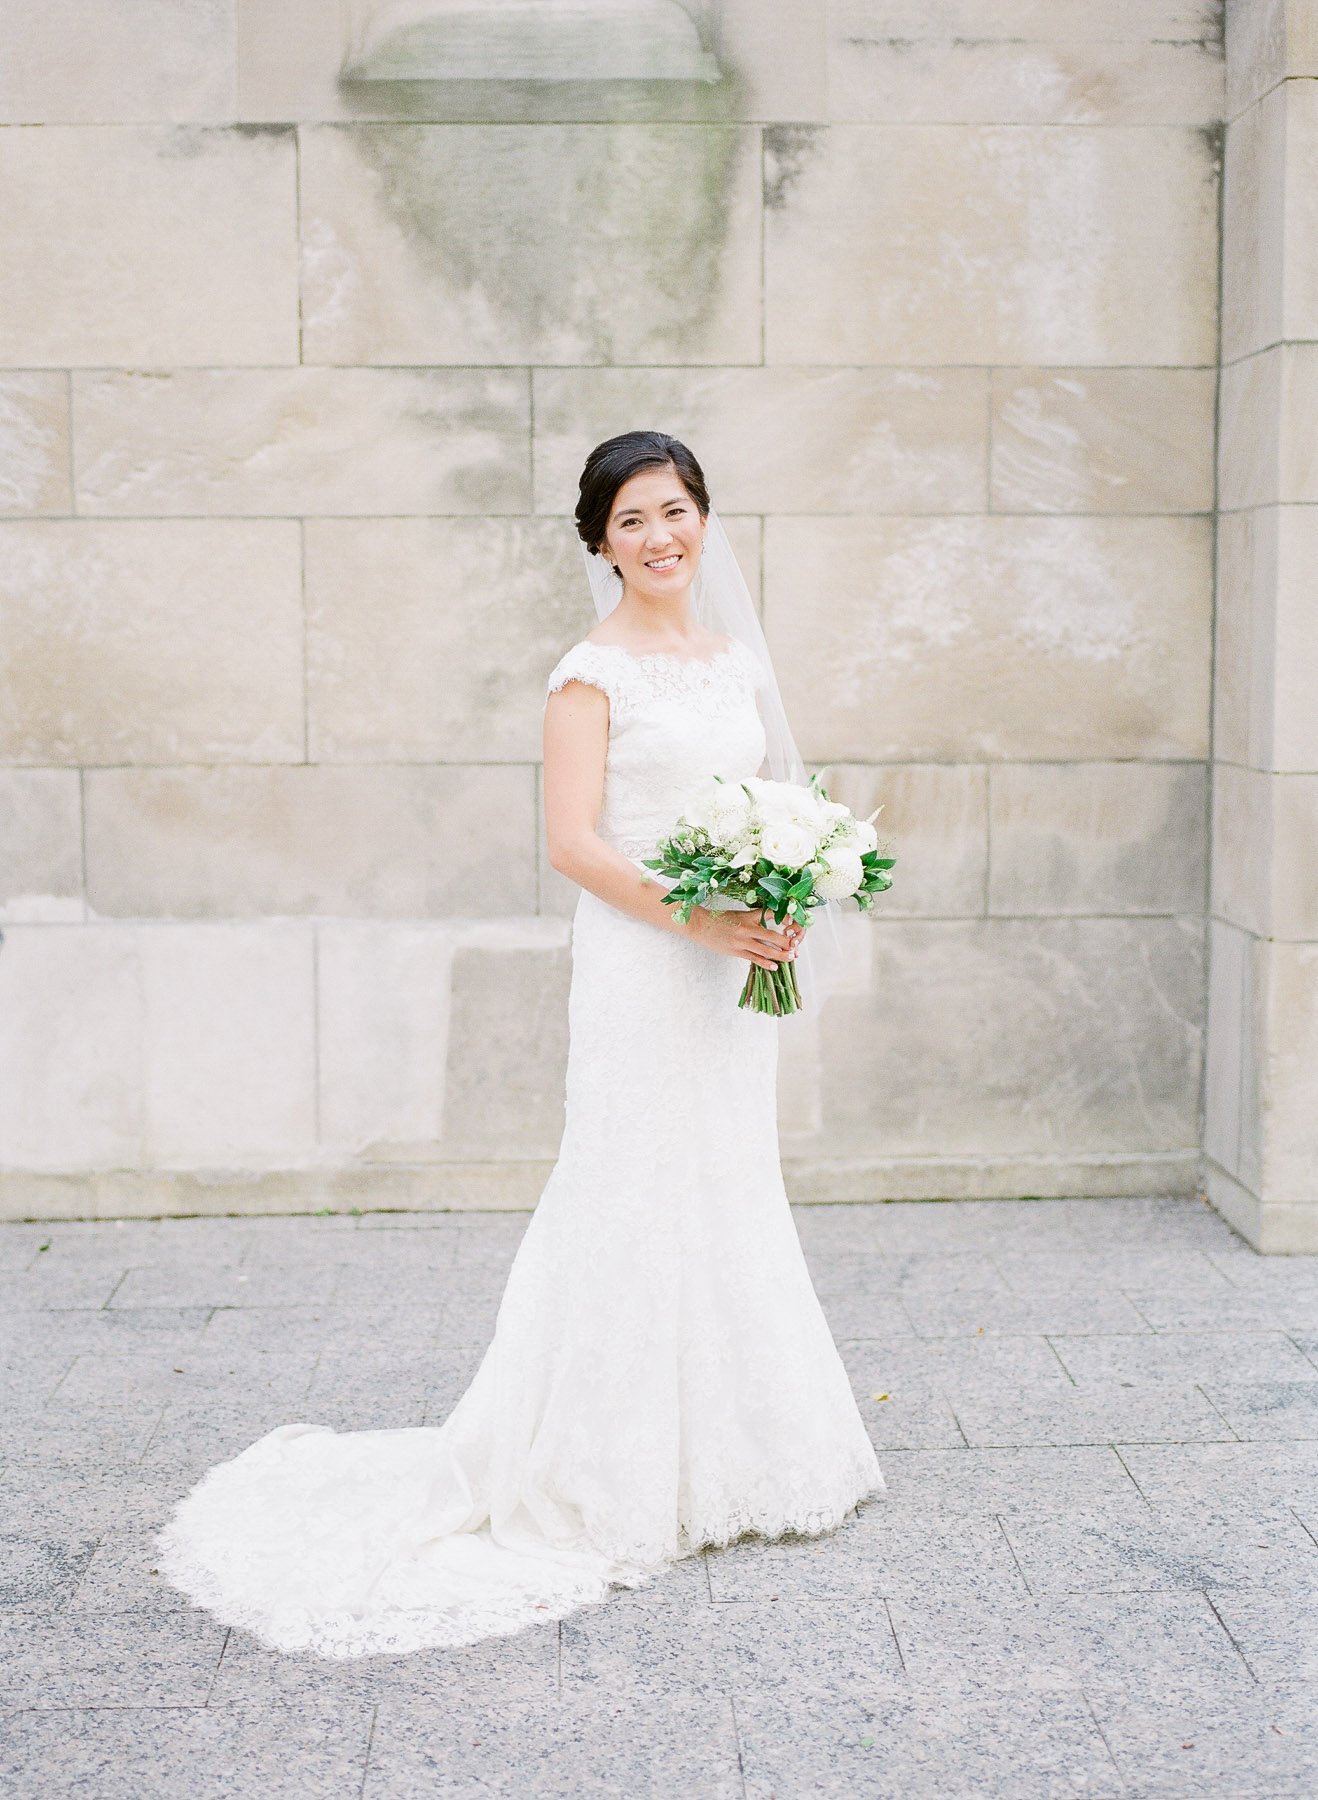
<box><xmin>1284</xmin><ymin>77</ymin><xmax>1318</xmax><ymax>345</ymax></box>
<box><xmin>1226</xmin><ymin>0</ymin><xmax>1318</xmax><ymax>118</ymax></box>
<box><xmin>0</xmin><ymin>927</ymin><xmax>143</xmax><ymax>1167</ymax></box>
<box><xmin>1219</xmin><ymin>350</ymin><xmax>1282</xmax><ymax>510</ymax></box>
<box><xmin>1272</xmin><ymin>506</ymin><xmax>1318</xmax><ymax>773</ymax></box>
<box><xmin>988</xmin><ymin>763</ymin><xmax>1208</xmax><ymax>916</ymax></box>
<box><xmin>1211</xmin><ymin>763</ymin><xmax>1271</xmax><ymax>935</ymax></box>
<box><xmin>317</xmin><ymin>923</ymin><xmax>455</xmax><ymax>1159</ymax></box>
<box><xmin>1213</xmin><ymin>507</ymin><xmax>1275</xmax><ymax>769</ymax></box>
<box><xmin>715</xmin><ymin>0</ymin><xmax>826</xmax><ymax>121</ymax></box>
<box><xmin>299</xmin><ymin>124</ymin><xmax>761</xmax><ymax>365</ymax></box>
<box><xmin>532</xmin><ymin>367</ymin><xmax>988</xmax><ymax>516</ymax></box>
<box><xmin>1219</xmin><ymin>345</ymin><xmax>1318</xmax><ymax>509</ymax></box>
<box><xmin>305</xmin><ymin>518</ymin><xmax>587</xmax><ymax>762</ymax></box>
<box><xmin>74</xmin><ymin>370</ymin><xmax>530</xmax><ymax>517</ymax></box>
<box><xmin>237</xmin><ymin>0</ymin><xmax>347</xmax><ymax>122</ymax></box>
<box><xmin>764</xmin><ymin>515</ymin><xmax>1212</xmax><ymax>762</ymax></box>
<box><xmin>0</xmin><ymin>771</ymin><xmax>83</xmax><ymax>922</ymax></box>
<box><xmin>1263</xmin><ymin>941</ymin><xmax>1318</xmax><ymax>1207</ymax></box>
<box><xmin>136</xmin><ymin>924</ymin><xmax>316</xmax><ymax>1164</ymax></box>
<box><xmin>1213</xmin><ymin>766</ymin><xmax>1318</xmax><ymax>940</ymax></box>
<box><xmin>83</xmin><ymin>765</ymin><xmax>536</xmax><ymax>918</ymax></box>
<box><xmin>439</xmin><ymin>939</ymin><xmax>571</xmax><ymax>1159</ymax></box>
<box><xmin>317</xmin><ymin>919</ymin><xmax>569</xmax><ymax>1161</ymax></box>
<box><xmin>0</xmin><ymin>127</ymin><xmax>297</xmax><ymax>366</ymax></box>
<box><xmin>1205</xmin><ymin>919</ymin><xmax>1250</xmax><ymax>1177</ymax></box>
<box><xmin>0</xmin><ymin>922</ymin><xmax>314</xmax><ymax>1170</ymax></box>
<box><xmin>0</xmin><ymin>376</ymin><xmax>70</xmax><ymax>516</ymax></box>
<box><xmin>822</xmin><ymin>3</ymin><xmax>1220</xmax><ymax>41</ymax></box>
<box><xmin>1275</xmin><ymin>358</ymin><xmax>1318</xmax><ymax>514</ymax></box>
<box><xmin>0</xmin><ymin>521</ymin><xmax>304</xmax><ymax>765</ymax></box>
<box><xmin>989</xmin><ymin>369</ymin><xmax>1215</xmax><ymax>514</ymax></box>
<box><xmin>1214</xmin><ymin>930</ymin><xmax>1318</xmax><ymax>1236</ymax></box>
<box><xmin>827</xmin><ymin>17</ymin><xmax>1223</xmax><ymax>125</ymax></box>
<box><xmin>764</xmin><ymin>125</ymin><xmax>1218</xmax><ymax>366</ymax></box>
<box><xmin>815</xmin><ymin>765</ymin><xmax>988</xmax><ymax>918</ymax></box>
<box><xmin>1218</xmin><ymin>506</ymin><xmax>1318</xmax><ymax>773</ymax></box>
<box><xmin>1221</xmin><ymin>82</ymin><xmax>1286</xmax><ymax>362</ymax></box>
<box><xmin>817</xmin><ymin>917</ymin><xmax>1204</xmax><ymax>1158</ymax></box>
<box><xmin>0</xmin><ymin>0</ymin><xmax>235</xmax><ymax>124</ymax></box>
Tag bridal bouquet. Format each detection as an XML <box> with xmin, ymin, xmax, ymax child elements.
<box><xmin>643</xmin><ymin>773</ymin><xmax>895</xmax><ymax>1016</ymax></box>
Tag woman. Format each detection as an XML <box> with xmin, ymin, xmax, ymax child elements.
<box><xmin>154</xmin><ymin>431</ymin><xmax>884</xmax><ymax>1657</ymax></box>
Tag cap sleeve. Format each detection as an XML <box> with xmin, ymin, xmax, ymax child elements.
<box><xmin>545</xmin><ymin>643</ymin><xmax>629</xmax><ymax>717</ymax></box>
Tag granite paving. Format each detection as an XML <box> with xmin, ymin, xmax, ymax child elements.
<box><xmin>1</xmin><ymin>1195</ymin><xmax>1316</xmax><ymax>1797</ymax></box>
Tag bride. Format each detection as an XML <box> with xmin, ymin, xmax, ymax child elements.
<box><xmin>154</xmin><ymin>430</ymin><xmax>885</xmax><ymax>1657</ymax></box>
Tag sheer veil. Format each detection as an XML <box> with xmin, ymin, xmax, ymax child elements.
<box><xmin>576</xmin><ymin>506</ymin><xmax>847</xmax><ymax>1018</ymax></box>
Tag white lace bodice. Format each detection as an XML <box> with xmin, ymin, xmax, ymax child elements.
<box><xmin>545</xmin><ymin>638</ymin><xmax>768</xmax><ymax>859</ymax></box>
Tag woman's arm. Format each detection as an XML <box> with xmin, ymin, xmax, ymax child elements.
<box><xmin>542</xmin><ymin>681</ymin><xmax>799</xmax><ymax>973</ymax></box>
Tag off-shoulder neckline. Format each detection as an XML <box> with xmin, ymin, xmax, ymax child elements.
<box><xmin>574</xmin><ymin>636</ymin><xmax>738</xmax><ymax>669</ymax></box>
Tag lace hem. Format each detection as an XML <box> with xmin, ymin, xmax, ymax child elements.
<box><xmin>154</xmin><ymin>1456</ymin><xmax>886</xmax><ymax>1661</ymax></box>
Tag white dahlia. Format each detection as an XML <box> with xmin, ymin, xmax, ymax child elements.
<box><xmin>812</xmin><ymin>846</ymin><xmax>864</xmax><ymax>900</ymax></box>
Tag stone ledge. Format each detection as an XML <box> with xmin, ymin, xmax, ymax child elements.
<box><xmin>0</xmin><ymin>1153</ymin><xmax>1201</xmax><ymax>1223</ymax></box>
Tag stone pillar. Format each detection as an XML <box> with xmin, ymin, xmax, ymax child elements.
<box><xmin>1206</xmin><ymin>0</ymin><xmax>1318</xmax><ymax>1250</ymax></box>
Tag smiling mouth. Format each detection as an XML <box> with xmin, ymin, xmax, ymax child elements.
<box><xmin>645</xmin><ymin>554</ymin><xmax>681</xmax><ymax>571</ymax></box>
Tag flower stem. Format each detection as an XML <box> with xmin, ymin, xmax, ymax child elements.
<box><xmin>738</xmin><ymin>958</ymin><xmax>804</xmax><ymax>1016</ymax></box>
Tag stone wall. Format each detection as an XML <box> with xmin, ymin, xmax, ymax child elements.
<box><xmin>0</xmin><ymin>2</ymin><xmax>1230</xmax><ymax>1219</ymax></box>
<box><xmin>1205</xmin><ymin>0</ymin><xmax>1318</xmax><ymax>1251</ymax></box>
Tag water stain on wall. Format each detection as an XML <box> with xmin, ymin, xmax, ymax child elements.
<box><xmin>349</xmin><ymin>122</ymin><xmax>742</xmax><ymax>360</ymax></box>
<box><xmin>763</xmin><ymin>125</ymin><xmax>823</xmax><ymax>214</ymax></box>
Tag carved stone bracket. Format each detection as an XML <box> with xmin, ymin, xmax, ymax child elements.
<box><xmin>341</xmin><ymin>0</ymin><xmax>722</xmax><ymax>84</ymax></box>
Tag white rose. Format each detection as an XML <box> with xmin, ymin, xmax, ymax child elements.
<box><xmin>812</xmin><ymin>846</ymin><xmax>864</xmax><ymax>900</ymax></box>
<box><xmin>849</xmin><ymin>819</ymin><xmax>879</xmax><ymax>853</ymax></box>
<box><xmin>759</xmin><ymin>789</ymin><xmax>820</xmax><ymax>834</ymax></box>
<box><xmin>759</xmin><ymin>820</ymin><xmax>818</xmax><ymax>868</ymax></box>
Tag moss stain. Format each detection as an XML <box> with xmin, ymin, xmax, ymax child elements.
<box><xmin>763</xmin><ymin>124</ymin><xmax>823</xmax><ymax>214</ymax></box>
<box><xmin>351</xmin><ymin>118</ymin><xmax>741</xmax><ymax>362</ymax></box>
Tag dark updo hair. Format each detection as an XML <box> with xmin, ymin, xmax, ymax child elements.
<box><xmin>574</xmin><ymin>430</ymin><xmax>711</xmax><ymax>566</ymax></box>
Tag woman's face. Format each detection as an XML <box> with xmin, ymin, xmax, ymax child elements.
<box><xmin>601</xmin><ymin>465</ymin><xmax>705</xmax><ymax>599</ymax></box>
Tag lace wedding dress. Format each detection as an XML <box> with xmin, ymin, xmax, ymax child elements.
<box><xmin>154</xmin><ymin>635</ymin><xmax>884</xmax><ymax>1657</ymax></box>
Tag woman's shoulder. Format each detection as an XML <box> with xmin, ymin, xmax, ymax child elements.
<box><xmin>544</xmin><ymin>639</ymin><xmax>630</xmax><ymax>704</ymax></box>
<box><xmin>545</xmin><ymin>631</ymin><xmax>749</xmax><ymax>705</ymax></box>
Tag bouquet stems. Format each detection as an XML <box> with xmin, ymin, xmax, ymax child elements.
<box><xmin>738</xmin><ymin>956</ymin><xmax>803</xmax><ymax>1016</ymax></box>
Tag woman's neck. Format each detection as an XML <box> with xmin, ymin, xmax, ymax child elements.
<box><xmin>607</xmin><ymin>588</ymin><xmax>701</xmax><ymax>647</ymax></box>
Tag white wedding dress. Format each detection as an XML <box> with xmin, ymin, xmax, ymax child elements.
<box><xmin>154</xmin><ymin>635</ymin><xmax>884</xmax><ymax>1657</ymax></box>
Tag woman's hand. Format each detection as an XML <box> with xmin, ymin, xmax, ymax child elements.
<box><xmin>688</xmin><ymin>907</ymin><xmax>805</xmax><ymax>971</ymax></box>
